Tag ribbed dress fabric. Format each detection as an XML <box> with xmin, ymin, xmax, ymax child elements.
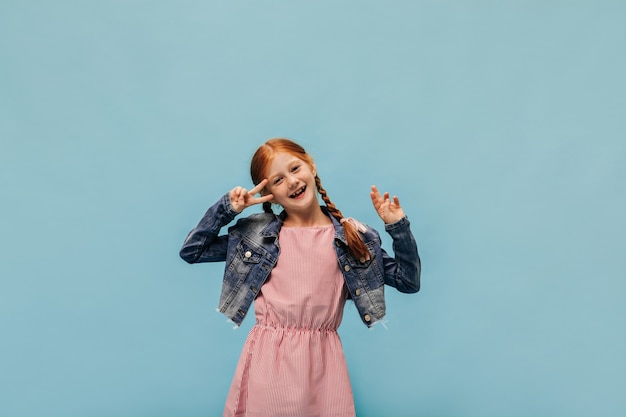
<box><xmin>223</xmin><ymin>225</ymin><xmax>356</xmax><ymax>417</ymax></box>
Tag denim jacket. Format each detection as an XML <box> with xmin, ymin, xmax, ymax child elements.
<box><xmin>179</xmin><ymin>193</ymin><xmax>421</xmax><ymax>328</ymax></box>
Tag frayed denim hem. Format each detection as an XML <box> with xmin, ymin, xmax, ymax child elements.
<box><xmin>216</xmin><ymin>308</ymin><xmax>240</xmax><ymax>329</ymax></box>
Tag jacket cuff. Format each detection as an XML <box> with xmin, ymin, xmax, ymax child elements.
<box><xmin>221</xmin><ymin>192</ymin><xmax>240</xmax><ymax>219</ymax></box>
<box><xmin>384</xmin><ymin>215</ymin><xmax>410</xmax><ymax>232</ymax></box>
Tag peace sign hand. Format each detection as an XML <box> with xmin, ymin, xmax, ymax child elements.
<box><xmin>230</xmin><ymin>179</ymin><xmax>274</xmax><ymax>213</ymax></box>
<box><xmin>370</xmin><ymin>185</ymin><xmax>406</xmax><ymax>224</ymax></box>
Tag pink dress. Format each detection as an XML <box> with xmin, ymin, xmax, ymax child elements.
<box><xmin>223</xmin><ymin>225</ymin><xmax>356</xmax><ymax>417</ymax></box>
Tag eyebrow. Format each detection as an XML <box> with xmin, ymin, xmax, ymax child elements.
<box><xmin>267</xmin><ymin>159</ymin><xmax>302</xmax><ymax>181</ymax></box>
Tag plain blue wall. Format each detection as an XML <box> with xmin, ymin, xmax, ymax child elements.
<box><xmin>1</xmin><ymin>1</ymin><xmax>625</xmax><ymax>416</ymax></box>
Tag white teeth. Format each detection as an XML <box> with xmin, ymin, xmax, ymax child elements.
<box><xmin>290</xmin><ymin>186</ymin><xmax>306</xmax><ymax>198</ymax></box>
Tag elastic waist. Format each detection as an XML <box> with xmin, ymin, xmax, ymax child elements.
<box><xmin>254</xmin><ymin>323</ymin><xmax>338</xmax><ymax>333</ymax></box>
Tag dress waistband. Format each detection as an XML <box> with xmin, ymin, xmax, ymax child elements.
<box><xmin>254</xmin><ymin>323</ymin><xmax>338</xmax><ymax>333</ymax></box>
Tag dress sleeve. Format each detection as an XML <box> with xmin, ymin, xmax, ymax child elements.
<box><xmin>379</xmin><ymin>216</ymin><xmax>421</xmax><ymax>293</ymax></box>
<box><xmin>179</xmin><ymin>192</ymin><xmax>238</xmax><ymax>264</ymax></box>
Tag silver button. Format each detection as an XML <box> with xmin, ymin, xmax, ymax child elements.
<box><xmin>244</xmin><ymin>251</ymin><xmax>252</xmax><ymax>258</ymax></box>
<box><xmin>344</xmin><ymin>265</ymin><xmax>350</xmax><ymax>272</ymax></box>
<box><xmin>355</xmin><ymin>288</ymin><xmax>361</xmax><ymax>296</ymax></box>
<box><xmin>364</xmin><ymin>314</ymin><xmax>371</xmax><ymax>322</ymax></box>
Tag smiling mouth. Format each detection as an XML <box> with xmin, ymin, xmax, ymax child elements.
<box><xmin>289</xmin><ymin>186</ymin><xmax>306</xmax><ymax>198</ymax></box>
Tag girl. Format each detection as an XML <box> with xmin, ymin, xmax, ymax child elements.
<box><xmin>180</xmin><ymin>138</ymin><xmax>421</xmax><ymax>417</ymax></box>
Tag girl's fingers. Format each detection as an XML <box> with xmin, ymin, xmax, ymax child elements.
<box><xmin>255</xmin><ymin>193</ymin><xmax>274</xmax><ymax>204</ymax></box>
<box><xmin>230</xmin><ymin>181</ymin><xmax>275</xmax><ymax>212</ymax></box>
<box><xmin>231</xmin><ymin>187</ymin><xmax>241</xmax><ymax>202</ymax></box>
<box><xmin>371</xmin><ymin>185</ymin><xmax>405</xmax><ymax>222</ymax></box>
<box><xmin>370</xmin><ymin>185</ymin><xmax>383</xmax><ymax>203</ymax></box>
<box><xmin>233</xmin><ymin>181</ymin><xmax>267</xmax><ymax>199</ymax></box>
<box><xmin>249</xmin><ymin>179</ymin><xmax>268</xmax><ymax>196</ymax></box>
<box><xmin>371</xmin><ymin>186</ymin><xmax>384</xmax><ymax>202</ymax></box>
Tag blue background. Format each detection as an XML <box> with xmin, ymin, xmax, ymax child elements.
<box><xmin>1</xmin><ymin>1</ymin><xmax>625</xmax><ymax>416</ymax></box>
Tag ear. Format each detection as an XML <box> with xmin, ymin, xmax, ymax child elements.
<box><xmin>311</xmin><ymin>163</ymin><xmax>317</xmax><ymax>177</ymax></box>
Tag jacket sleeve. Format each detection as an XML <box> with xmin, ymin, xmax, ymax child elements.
<box><xmin>379</xmin><ymin>216</ymin><xmax>421</xmax><ymax>293</ymax></box>
<box><xmin>179</xmin><ymin>193</ymin><xmax>238</xmax><ymax>264</ymax></box>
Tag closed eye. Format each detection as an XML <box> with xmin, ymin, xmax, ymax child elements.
<box><xmin>291</xmin><ymin>165</ymin><xmax>300</xmax><ymax>173</ymax></box>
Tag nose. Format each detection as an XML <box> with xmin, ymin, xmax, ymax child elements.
<box><xmin>286</xmin><ymin>174</ymin><xmax>299</xmax><ymax>188</ymax></box>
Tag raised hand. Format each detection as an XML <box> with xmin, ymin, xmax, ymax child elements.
<box><xmin>370</xmin><ymin>185</ymin><xmax>405</xmax><ymax>224</ymax></box>
<box><xmin>230</xmin><ymin>179</ymin><xmax>274</xmax><ymax>213</ymax></box>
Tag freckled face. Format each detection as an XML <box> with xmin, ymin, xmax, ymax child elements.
<box><xmin>265</xmin><ymin>153</ymin><xmax>318</xmax><ymax>212</ymax></box>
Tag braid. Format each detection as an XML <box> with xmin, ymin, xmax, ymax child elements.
<box><xmin>315</xmin><ymin>176</ymin><xmax>343</xmax><ymax>218</ymax></box>
<box><xmin>315</xmin><ymin>176</ymin><xmax>370</xmax><ymax>260</ymax></box>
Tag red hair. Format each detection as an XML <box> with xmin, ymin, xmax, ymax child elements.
<box><xmin>250</xmin><ymin>138</ymin><xmax>369</xmax><ymax>260</ymax></box>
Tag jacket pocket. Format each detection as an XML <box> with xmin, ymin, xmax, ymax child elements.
<box><xmin>227</xmin><ymin>240</ymin><xmax>263</xmax><ymax>277</ymax></box>
<box><xmin>347</xmin><ymin>242</ymin><xmax>384</xmax><ymax>285</ymax></box>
